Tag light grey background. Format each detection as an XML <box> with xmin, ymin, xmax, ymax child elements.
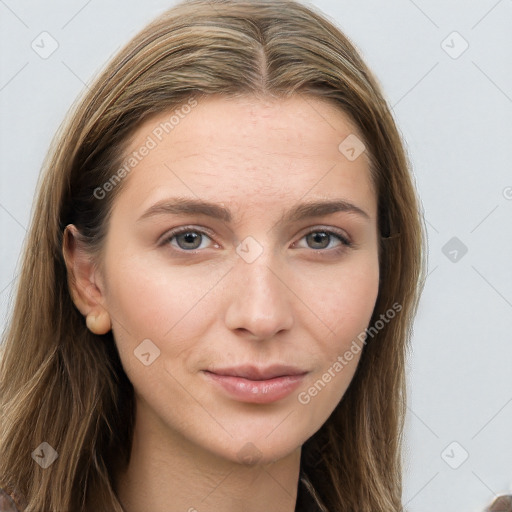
<box><xmin>1</xmin><ymin>1</ymin><xmax>511</xmax><ymax>511</ymax></box>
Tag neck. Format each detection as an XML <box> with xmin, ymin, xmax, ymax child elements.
<box><xmin>114</xmin><ymin>398</ymin><xmax>302</xmax><ymax>512</ymax></box>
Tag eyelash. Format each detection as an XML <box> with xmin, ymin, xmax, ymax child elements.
<box><xmin>159</xmin><ymin>225</ymin><xmax>353</xmax><ymax>255</ymax></box>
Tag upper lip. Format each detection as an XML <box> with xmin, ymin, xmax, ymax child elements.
<box><xmin>204</xmin><ymin>365</ymin><xmax>308</xmax><ymax>381</ymax></box>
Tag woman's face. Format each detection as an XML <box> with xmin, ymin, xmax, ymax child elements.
<box><xmin>95</xmin><ymin>94</ymin><xmax>379</xmax><ymax>464</ymax></box>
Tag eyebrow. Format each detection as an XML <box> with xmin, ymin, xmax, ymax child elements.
<box><xmin>137</xmin><ymin>197</ymin><xmax>371</xmax><ymax>224</ymax></box>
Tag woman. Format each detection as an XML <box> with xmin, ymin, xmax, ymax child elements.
<box><xmin>0</xmin><ymin>0</ymin><xmax>426</xmax><ymax>510</ymax></box>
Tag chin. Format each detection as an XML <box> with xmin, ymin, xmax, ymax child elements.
<box><xmin>202</xmin><ymin>425</ymin><xmax>309</xmax><ymax>467</ymax></box>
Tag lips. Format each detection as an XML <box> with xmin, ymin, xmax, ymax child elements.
<box><xmin>202</xmin><ymin>365</ymin><xmax>308</xmax><ymax>404</ymax></box>
<box><xmin>206</xmin><ymin>365</ymin><xmax>308</xmax><ymax>380</ymax></box>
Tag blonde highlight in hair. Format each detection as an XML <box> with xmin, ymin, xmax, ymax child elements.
<box><xmin>0</xmin><ymin>1</ymin><xmax>426</xmax><ymax>510</ymax></box>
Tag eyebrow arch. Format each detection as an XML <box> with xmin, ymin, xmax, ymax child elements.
<box><xmin>137</xmin><ymin>197</ymin><xmax>371</xmax><ymax>224</ymax></box>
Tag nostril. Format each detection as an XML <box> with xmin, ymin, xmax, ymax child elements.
<box><xmin>486</xmin><ymin>495</ymin><xmax>512</xmax><ymax>512</ymax></box>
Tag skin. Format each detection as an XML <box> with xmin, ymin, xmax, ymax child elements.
<box><xmin>63</xmin><ymin>94</ymin><xmax>380</xmax><ymax>512</ymax></box>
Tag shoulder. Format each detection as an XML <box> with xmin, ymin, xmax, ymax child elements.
<box><xmin>0</xmin><ymin>488</ymin><xmax>19</xmax><ymax>512</ymax></box>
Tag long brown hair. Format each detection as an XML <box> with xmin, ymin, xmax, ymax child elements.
<box><xmin>0</xmin><ymin>0</ymin><xmax>426</xmax><ymax>510</ymax></box>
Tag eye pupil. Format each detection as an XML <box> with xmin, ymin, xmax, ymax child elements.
<box><xmin>177</xmin><ymin>232</ymin><xmax>201</xmax><ymax>249</ymax></box>
<box><xmin>307</xmin><ymin>231</ymin><xmax>329</xmax><ymax>249</ymax></box>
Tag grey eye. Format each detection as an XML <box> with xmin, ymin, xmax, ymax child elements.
<box><xmin>175</xmin><ymin>231</ymin><xmax>203</xmax><ymax>250</ymax></box>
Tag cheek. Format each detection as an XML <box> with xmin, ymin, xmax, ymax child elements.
<box><xmin>296</xmin><ymin>256</ymin><xmax>379</xmax><ymax>401</ymax></box>
<box><xmin>103</xmin><ymin>254</ymin><xmax>219</xmax><ymax>400</ymax></box>
<box><xmin>104</xmin><ymin>251</ymin><xmax>221</xmax><ymax>342</ymax></box>
<box><xmin>307</xmin><ymin>258</ymin><xmax>379</xmax><ymax>335</ymax></box>
<box><xmin>294</xmin><ymin>263</ymin><xmax>378</xmax><ymax>419</ymax></box>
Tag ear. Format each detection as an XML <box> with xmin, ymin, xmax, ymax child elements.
<box><xmin>62</xmin><ymin>224</ymin><xmax>112</xmax><ymax>335</ymax></box>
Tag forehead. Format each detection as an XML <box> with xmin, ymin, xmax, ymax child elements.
<box><xmin>114</xmin><ymin>94</ymin><xmax>376</xmax><ymax>220</ymax></box>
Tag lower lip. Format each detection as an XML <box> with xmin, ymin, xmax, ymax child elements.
<box><xmin>202</xmin><ymin>371</ymin><xmax>307</xmax><ymax>404</ymax></box>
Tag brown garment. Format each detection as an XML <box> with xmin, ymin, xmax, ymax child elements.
<box><xmin>487</xmin><ymin>495</ymin><xmax>512</xmax><ymax>512</ymax></box>
<box><xmin>0</xmin><ymin>489</ymin><xmax>18</xmax><ymax>512</ymax></box>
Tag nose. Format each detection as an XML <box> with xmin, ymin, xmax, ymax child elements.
<box><xmin>223</xmin><ymin>248</ymin><xmax>294</xmax><ymax>340</ymax></box>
